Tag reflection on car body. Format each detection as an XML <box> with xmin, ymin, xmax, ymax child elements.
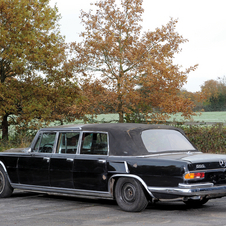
<box><xmin>1</xmin><ymin>123</ymin><xmax>226</xmax><ymax>212</ymax></box>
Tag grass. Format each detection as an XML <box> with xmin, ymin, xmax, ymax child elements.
<box><xmin>86</xmin><ymin>112</ymin><xmax>226</xmax><ymax>124</ymax></box>
<box><xmin>169</xmin><ymin>112</ymin><xmax>226</xmax><ymax>123</ymax></box>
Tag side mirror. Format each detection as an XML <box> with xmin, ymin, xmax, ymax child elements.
<box><xmin>22</xmin><ymin>147</ymin><xmax>31</xmax><ymax>153</ymax></box>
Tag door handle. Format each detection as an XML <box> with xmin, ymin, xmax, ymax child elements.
<box><xmin>66</xmin><ymin>158</ymin><xmax>74</xmax><ymax>162</ymax></box>
<box><xmin>43</xmin><ymin>157</ymin><xmax>50</xmax><ymax>162</ymax></box>
<box><xmin>98</xmin><ymin>159</ymin><xmax>106</xmax><ymax>163</ymax></box>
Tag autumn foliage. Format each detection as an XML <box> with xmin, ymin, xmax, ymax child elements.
<box><xmin>1</xmin><ymin>0</ymin><xmax>205</xmax><ymax>141</ymax></box>
<box><xmin>70</xmin><ymin>0</ymin><xmax>198</xmax><ymax>122</ymax></box>
<box><xmin>0</xmin><ymin>0</ymin><xmax>80</xmax><ymax>140</ymax></box>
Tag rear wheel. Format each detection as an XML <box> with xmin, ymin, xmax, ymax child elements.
<box><xmin>183</xmin><ymin>197</ymin><xmax>208</xmax><ymax>207</ymax></box>
<box><xmin>115</xmin><ymin>177</ymin><xmax>148</xmax><ymax>212</ymax></box>
<box><xmin>0</xmin><ymin>166</ymin><xmax>13</xmax><ymax>198</ymax></box>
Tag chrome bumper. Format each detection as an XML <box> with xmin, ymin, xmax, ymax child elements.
<box><xmin>148</xmin><ymin>183</ymin><xmax>226</xmax><ymax>197</ymax></box>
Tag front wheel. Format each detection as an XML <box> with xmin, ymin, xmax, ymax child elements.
<box><xmin>0</xmin><ymin>166</ymin><xmax>13</xmax><ymax>198</ymax></box>
<box><xmin>115</xmin><ymin>177</ymin><xmax>148</xmax><ymax>212</ymax></box>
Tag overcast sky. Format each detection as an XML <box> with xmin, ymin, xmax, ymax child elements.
<box><xmin>50</xmin><ymin>0</ymin><xmax>226</xmax><ymax>93</ymax></box>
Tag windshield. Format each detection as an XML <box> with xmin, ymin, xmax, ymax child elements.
<box><xmin>141</xmin><ymin>129</ymin><xmax>196</xmax><ymax>153</ymax></box>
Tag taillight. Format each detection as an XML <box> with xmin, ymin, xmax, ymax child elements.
<box><xmin>184</xmin><ymin>172</ymin><xmax>205</xmax><ymax>180</ymax></box>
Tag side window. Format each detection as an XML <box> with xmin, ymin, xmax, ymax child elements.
<box><xmin>56</xmin><ymin>132</ymin><xmax>80</xmax><ymax>154</ymax></box>
<box><xmin>33</xmin><ymin>133</ymin><xmax>56</xmax><ymax>153</ymax></box>
<box><xmin>80</xmin><ymin>132</ymin><xmax>108</xmax><ymax>155</ymax></box>
<box><xmin>33</xmin><ymin>134</ymin><xmax>42</xmax><ymax>152</ymax></box>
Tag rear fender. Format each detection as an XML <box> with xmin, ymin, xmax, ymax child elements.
<box><xmin>0</xmin><ymin>161</ymin><xmax>12</xmax><ymax>184</ymax></box>
<box><xmin>109</xmin><ymin>174</ymin><xmax>155</xmax><ymax>198</ymax></box>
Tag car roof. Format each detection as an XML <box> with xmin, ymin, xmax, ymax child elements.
<box><xmin>40</xmin><ymin>123</ymin><xmax>181</xmax><ymax>132</ymax></box>
<box><xmin>39</xmin><ymin>123</ymin><xmax>185</xmax><ymax>156</ymax></box>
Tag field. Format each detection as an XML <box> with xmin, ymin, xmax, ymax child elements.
<box><xmin>86</xmin><ymin>111</ymin><xmax>226</xmax><ymax>124</ymax></box>
<box><xmin>169</xmin><ymin>112</ymin><xmax>226</xmax><ymax>124</ymax></box>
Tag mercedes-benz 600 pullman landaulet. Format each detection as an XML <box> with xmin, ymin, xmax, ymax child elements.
<box><xmin>1</xmin><ymin>123</ymin><xmax>226</xmax><ymax>212</ymax></box>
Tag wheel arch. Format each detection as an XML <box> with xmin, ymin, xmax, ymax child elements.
<box><xmin>0</xmin><ymin>160</ymin><xmax>7</xmax><ymax>172</ymax></box>
<box><xmin>108</xmin><ymin>174</ymin><xmax>155</xmax><ymax>199</ymax></box>
<box><xmin>0</xmin><ymin>160</ymin><xmax>12</xmax><ymax>185</ymax></box>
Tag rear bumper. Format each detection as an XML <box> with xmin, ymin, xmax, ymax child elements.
<box><xmin>148</xmin><ymin>183</ymin><xmax>226</xmax><ymax>197</ymax></box>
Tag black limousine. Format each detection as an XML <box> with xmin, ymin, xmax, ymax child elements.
<box><xmin>1</xmin><ymin>123</ymin><xmax>226</xmax><ymax>212</ymax></box>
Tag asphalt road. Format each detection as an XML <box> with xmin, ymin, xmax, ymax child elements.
<box><xmin>1</xmin><ymin>190</ymin><xmax>226</xmax><ymax>226</ymax></box>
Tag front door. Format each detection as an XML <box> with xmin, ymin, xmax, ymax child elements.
<box><xmin>18</xmin><ymin>132</ymin><xmax>56</xmax><ymax>186</ymax></box>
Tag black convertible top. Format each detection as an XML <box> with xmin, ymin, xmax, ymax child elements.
<box><xmin>41</xmin><ymin>123</ymin><xmax>186</xmax><ymax>156</ymax></box>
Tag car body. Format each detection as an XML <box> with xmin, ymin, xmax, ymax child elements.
<box><xmin>1</xmin><ymin>123</ymin><xmax>226</xmax><ymax>212</ymax></box>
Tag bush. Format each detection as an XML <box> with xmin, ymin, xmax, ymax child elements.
<box><xmin>0</xmin><ymin>131</ymin><xmax>33</xmax><ymax>152</ymax></box>
<box><xmin>179</xmin><ymin>124</ymin><xmax>226</xmax><ymax>153</ymax></box>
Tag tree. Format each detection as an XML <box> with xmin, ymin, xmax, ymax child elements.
<box><xmin>0</xmin><ymin>72</ymin><xmax>81</xmax><ymax>140</ymax></box>
<box><xmin>201</xmin><ymin>77</ymin><xmax>226</xmax><ymax>111</ymax></box>
<box><xmin>70</xmin><ymin>0</ymin><xmax>197</xmax><ymax>123</ymax></box>
<box><xmin>0</xmin><ymin>0</ymin><xmax>73</xmax><ymax>139</ymax></box>
<box><xmin>201</xmin><ymin>80</ymin><xmax>221</xmax><ymax>99</ymax></box>
<box><xmin>178</xmin><ymin>89</ymin><xmax>207</xmax><ymax>112</ymax></box>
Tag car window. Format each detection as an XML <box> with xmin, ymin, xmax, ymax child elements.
<box><xmin>33</xmin><ymin>132</ymin><xmax>56</xmax><ymax>153</ymax></box>
<box><xmin>141</xmin><ymin>129</ymin><xmax>196</xmax><ymax>152</ymax></box>
<box><xmin>56</xmin><ymin>132</ymin><xmax>80</xmax><ymax>154</ymax></box>
<box><xmin>80</xmin><ymin>132</ymin><xmax>108</xmax><ymax>155</ymax></box>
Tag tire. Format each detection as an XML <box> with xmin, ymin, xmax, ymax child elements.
<box><xmin>183</xmin><ymin>197</ymin><xmax>208</xmax><ymax>207</ymax></box>
<box><xmin>115</xmin><ymin>177</ymin><xmax>148</xmax><ymax>212</ymax></box>
<box><xmin>0</xmin><ymin>166</ymin><xmax>13</xmax><ymax>198</ymax></box>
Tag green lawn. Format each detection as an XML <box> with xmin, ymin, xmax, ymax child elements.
<box><xmin>89</xmin><ymin>112</ymin><xmax>226</xmax><ymax>124</ymax></box>
<box><xmin>169</xmin><ymin>112</ymin><xmax>226</xmax><ymax>123</ymax></box>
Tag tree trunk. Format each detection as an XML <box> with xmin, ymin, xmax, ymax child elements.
<box><xmin>117</xmin><ymin>80</ymin><xmax>124</xmax><ymax>123</ymax></box>
<box><xmin>119</xmin><ymin>112</ymin><xmax>124</xmax><ymax>123</ymax></box>
<box><xmin>1</xmin><ymin>114</ymin><xmax>9</xmax><ymax>140</ymax></box>
<box><xmin>118</xmin><ymin>101</ymin><xmax>124</xmax><ymax>123</ymax></box>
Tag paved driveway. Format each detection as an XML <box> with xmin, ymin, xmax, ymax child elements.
<box><xmin>1</xmin><ymin>190</ymin><xmax>226</xmax><ymax>226</ymax></box>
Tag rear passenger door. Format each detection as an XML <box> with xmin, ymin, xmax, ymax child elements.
<box><xmin>49</xmin><ymin>132</ymin><xmax>80</xmax><ymax>188</ymax></box>
<box><xmin>73</xmin><ymin>132</ymin><xmax>109</xmax><ymax>191</ymax></box>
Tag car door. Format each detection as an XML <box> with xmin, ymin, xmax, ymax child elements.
<box><xmin>49</xmin><ymin>132</ymin><xmax>80</xmax><ymax>188</ymax></box>
<box><xmin>73</xmin><ymin>132</ymin><xmax>109</xmax><ymax>191</ymax></box>
<box><xmin>18</xmin><ymin>132</ymin><xmax>56</xmax><ymax>186</ymax></box>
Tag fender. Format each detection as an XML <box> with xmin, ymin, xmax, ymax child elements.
<box><xmin>0</xmin><ymin>161</ymin><xmax>7</xmax><ymax>172</ymax></box>
<box><xmin>0</xmin><ymin>161</ymin><xmax>12</xmax><ymax>185</ymax></box>
<box><xmin>109</xmin><ymin>174</ymin><xmax>155</xmax><ymax>198</ymax></box>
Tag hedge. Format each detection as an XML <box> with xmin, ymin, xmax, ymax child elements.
<box><xmin>179</xmin><ymin>124</ymin><xmax>226</xmax><ymax>153</ymax></box>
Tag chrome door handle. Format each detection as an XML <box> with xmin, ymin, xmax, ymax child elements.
<box><xmin>43</xmin><ymin>157</ymin><xmax>50</xmax><ymax>162</ymax></box>
<box><xmin>66</xmin><ymin>158</ymin><xmax>74</xmax><ymax>162</ymax></box>
<box><xmin>98</xmin><ymin>159</ymin><xmax>106</xmax><ymax>163</ymax></box>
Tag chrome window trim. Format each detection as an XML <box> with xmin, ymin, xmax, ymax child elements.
<box><xmin>55</xmin><ymin>131</ymin><xmax>81</xmax><ymax>155</ymax></box>
<box><xmin>31</xmin><ymin>131</ymin><xmax>57</xmax><ymax>154</ymax></box>
<box><xmin>138</xmin><ymin>152</ymin><xmax>201</xmax><ymax>158</ymax></box>
<box><xmin>78</xmin><ymin>131</ymin><xmax>109</xmax><ymax>156</ymax></box>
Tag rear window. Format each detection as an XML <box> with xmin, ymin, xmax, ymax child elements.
<box><xmin>141</xmin><ymin>129</ymin><xmax>196</xmax><ymax>153</ymax></box>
